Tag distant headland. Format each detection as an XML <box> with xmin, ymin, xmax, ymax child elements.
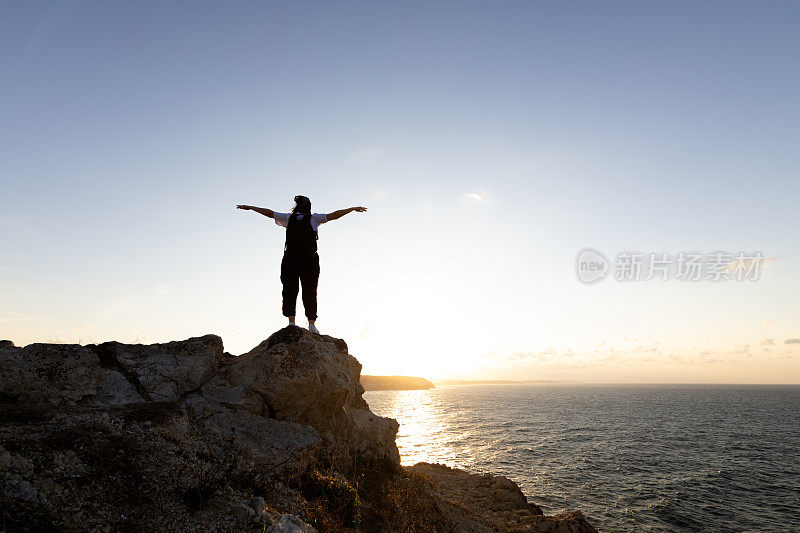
<box><xmin>360</xmin><ymin>376</ymin><xmax>560</xmax><ymax>390</ymax></box>
<box><xmin>360</xmin><ymin>375</ymin><xmax>435</xmax><ymax>391</ymax></box>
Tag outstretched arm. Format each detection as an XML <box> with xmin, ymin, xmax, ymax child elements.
<box><xmin>326</xmin><ymin>206</ymin><xmax>367</xmax><ymax>221</ymax></box>
<box><xmin>236</xmin><ymin>205</ymin><xmax>274</xmax><ymax>218</ymax></box>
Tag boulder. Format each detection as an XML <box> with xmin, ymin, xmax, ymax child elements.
<box><xmin>0</xmin><ymin>342</ymin><xmax>102</xmax><ymax>405</ymax></box>
<box><xmin>267</xmin><ymin>514</ymin><xmax>318</xmax><ymax>532</ymax></box>
<box><xmin>209</xmin><ymin>326</ymin><xmax>400</xmax><ymax>465</ymax></box>
<box><xmin>408</xmin><ymin>462</ymin><xmax>598</xmax><ymax>532</ymax></box>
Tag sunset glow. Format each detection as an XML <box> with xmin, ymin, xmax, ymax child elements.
<box><xmin>1</xmin><ymin>2</ymin><xmax>799</xmax><ymax>383</ymax></box>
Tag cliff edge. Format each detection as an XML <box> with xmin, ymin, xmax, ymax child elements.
<box><xmin>0</xmin><ymin>328</ymin><xmax>596</xmax><ymax>532</ymax></box>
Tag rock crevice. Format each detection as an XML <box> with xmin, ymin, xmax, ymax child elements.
<box><xmin>90</xmin><ymin>343</ymin><xmax>152</xmax><ymax>402</ymax></box>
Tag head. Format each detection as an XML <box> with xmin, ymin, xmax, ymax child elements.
<box><xmin>292</xmin><ymin>195</ymin><xmax>311</xmax><ymax>215</ymax></box>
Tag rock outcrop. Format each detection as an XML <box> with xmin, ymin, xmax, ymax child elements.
<box><xmin>408</xmin><ymin>463</ymin><xmax>596</xmax><ymax>533</ymax></box>
<box><xmin>0</xmin><ymin>328</ymin><xmax>596</xmax><ymax>532</ymax></box>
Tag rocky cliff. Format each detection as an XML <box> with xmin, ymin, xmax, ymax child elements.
<box><xmin>0</xmin><ymin>328</ymin><xmax>596</xmax><ymax>532</ymax></box>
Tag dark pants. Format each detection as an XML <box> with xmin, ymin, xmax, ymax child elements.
<box><xmin>280</xmin><ymin>252</ymin><xmax>320</xmax><ymax>320</ymax></box>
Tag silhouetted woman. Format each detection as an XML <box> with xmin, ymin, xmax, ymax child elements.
<box><xmin>236</xmin><ymin>196</ymin><xmax>367</xmax><ymax>334</ymax></box>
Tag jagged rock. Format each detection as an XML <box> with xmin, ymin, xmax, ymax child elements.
<box><xmin>93</xmin><ymin>335</ymin><xmax>222</xmax><ymax>402</ymax></box>
<box><xmin>232</xmin><ymin>501</ymin><xmax>255</xmax><ymax>521</ymax></box>
<box><xmin>95</xmin><ymin>368</ymin><xmax>143</xmax><ymax>404</ymax></box>
<box><xmin>209</xmin><ymin>327</ymin><xmax>400</xmax><ymax>466</ymax></box>
<box><xmin>252</xmin><ymin>495</ymin><xmax>267</xmax><ymax>515</ymax></box>
<box><xmin>267</xmin><ymin>514</ymin><xmax>318</xmax><ymax>532</ymax></box>
<box><xmin>348</xmin><ymin>407</ymin><xmax>401</xmax><ymax>463</ymax></box>
<box><xmin>408</xmin><ymin>462</ymin><xmax>598</xmax><ymax>532</ymax></box>
<box><xmin>192</xmin><ymin>400</ymin><xmax>321</xmax><ymax>478</ymax></box>
<box><xmin>0</xmin><ymin>336</ymin><xmax>222</xmax><ymax>407</ymax></box>
<box><xmin>0</xmin><ymin>342</ymin><xmax>101</xmax><ymax>405</ymax></box>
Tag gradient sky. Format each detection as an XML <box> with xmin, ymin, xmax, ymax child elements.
<box><xmin>1</xmin><ymin>1</ymin><xmax>799</xmax><ymax>382</ymax></box>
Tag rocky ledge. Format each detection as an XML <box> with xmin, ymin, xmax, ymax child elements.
<box><xmin>0</xmin><ymin>328</ymin><xmax>596</xmax><ymax>532</ymax></box>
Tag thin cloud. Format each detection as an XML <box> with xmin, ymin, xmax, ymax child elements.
<box><xmin>461</xmin><ymin>192</ymin><xmax>484</xmax><ymax>202</ymax></box>
<box><xmin>785</xmin><ymin>338</ymin><xmax>800</xmax><ymax>344</ymax></box>
<box><xmin>490</xmin><ymin>347</ymin><xmax>573</xmax><ymax>362</ymax></box>
<box><xmin>631</xmin><ymin>344</ymin><xmax>659</xmax><ymax>353</ymax></box>
<box><xmin>732</xmin><ymin>343</ymin><xmax>751</xmax><ymax>355</ymax></box>
<box><xmin>760</xmin><ymin>339</ymin><xmax>774</xmax><ymax>346</ymax></box>
<box><xmin>459</xmin><ymin>189</ymin><xmax>491</xmax><ymax>204</ymax></box>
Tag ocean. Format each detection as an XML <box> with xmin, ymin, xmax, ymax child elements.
<box><xmin>363</xmin><ymin>384</ymin><xmax>800</xmax><ymax>532</ymax></box>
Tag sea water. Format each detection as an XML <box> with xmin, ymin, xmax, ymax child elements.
<box><xmin>364</xmin><ymin>384</ymin><xmax>800</xmax><ymax>532</ymax></box>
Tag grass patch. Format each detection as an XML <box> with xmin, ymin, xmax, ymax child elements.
<box><xmin>350</xmin><ymin>456</ymin><xmax>445</xmax><ymax>532</ymax></box>
<box><xmin>301</xmin><ymin>470</ymin><xmax>362</xmax><ymax>529</ymax></box>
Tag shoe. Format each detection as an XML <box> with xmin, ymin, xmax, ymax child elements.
<box><xmin>308</xmin><ymin>323</ymin><xmax>320</xmax><ymax>334</ymax></box>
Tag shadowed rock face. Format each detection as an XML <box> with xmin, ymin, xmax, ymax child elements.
<box><xmin>0</xmin><ymin>336</ymin><xmax>224</xmax><ymax>407</ymax></box>
<box><xmin>0</xmin><ymin>328</ymin><xmax>399</xmax><ymax>530</ymax></box>
<box><xmin>0</xmin><ymin>330</ymin><xmax>596</xmax><ymax>532</ymax></box>
<box><xmin>0</xmin><ymin>328</ymin><xmax>398</xmax><ymax>468</ymax></box>
<box><xmin>93</xmin><ymin>335</ymin><xmax>223</xmax><ymax>403</ymax></box>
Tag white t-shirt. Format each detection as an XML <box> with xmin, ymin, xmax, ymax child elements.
<box><xmin>273</xmin><ymin>212</ymin><xmax>328</xmax><ymax>232</ymax></box>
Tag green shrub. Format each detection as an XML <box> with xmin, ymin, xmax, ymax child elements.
<box><xmin>302</xmin><ymin>470</ymin><xmax>362</xmax><ymax>528</ymax></box>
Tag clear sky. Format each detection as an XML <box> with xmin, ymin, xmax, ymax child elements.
<box><xmin>1</xmin><ymin>1</ymin><xmax>799</xmax><ymax>383</ymax></box>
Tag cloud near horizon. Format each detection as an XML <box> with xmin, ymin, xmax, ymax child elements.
<box><xmin>474</xmin><ymin>334</ymin><xmax>800</xmax><ymax>372</ymax></box>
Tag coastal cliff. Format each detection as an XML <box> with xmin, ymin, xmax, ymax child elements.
<box><xmin>0</xmin><ymin>328</ymin><xmax>596</xmax><ymax>532</ymax></box>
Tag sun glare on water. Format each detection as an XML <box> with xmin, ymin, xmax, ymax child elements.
<box><xmin>365</xmin><ymin>388</ymin><xmax>473</xmax><ymax>467</ymax></box>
